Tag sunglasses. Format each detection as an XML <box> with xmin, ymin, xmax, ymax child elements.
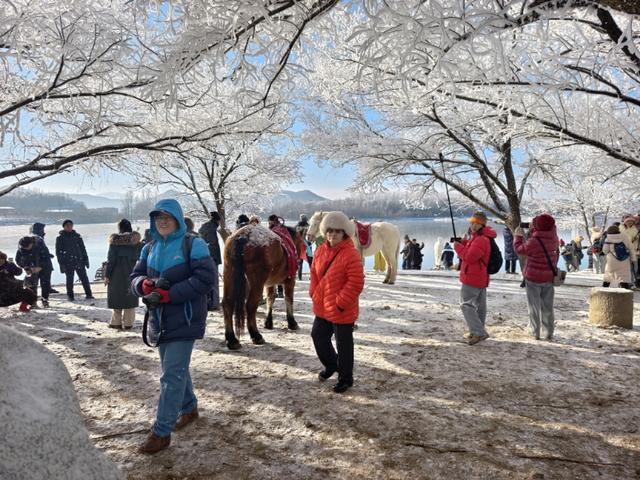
<box><xmin>326</xmin><ymin>228</ymin><xmax>344</xmax><ymax>234</ymax></box>
<box><xmin>154</xmin><ymin>214</ymin><xmax>174</xmax><ymax>222</ymax></box>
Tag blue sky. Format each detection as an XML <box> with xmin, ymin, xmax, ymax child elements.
<box><xmin>33</xmin><ymin>158</ymin><xmax>357</xmax><ymax>200</ymax></box>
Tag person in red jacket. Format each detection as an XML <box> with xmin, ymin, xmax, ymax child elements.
<box><xmin>514</xmin><ymin>214</ymin><xmax>559</xmax><ymax>340</ymax></box>
<box><xmin>453</xmin><ymin>211</ymin><xmax>497</xmax><ymax>345</ymax></box>
<box><xmin>309</xmin><ymin>211</ymin><xmax>365</xmax><ymax>393</ymax></box>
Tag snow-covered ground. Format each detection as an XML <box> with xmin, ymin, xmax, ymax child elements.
<box><xmin>1</xmin><ymin>270</ymin><xmax>639</xmax><ymax>479</ymax></box>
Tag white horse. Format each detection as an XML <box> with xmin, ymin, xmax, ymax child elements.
<box><xmin>306</xmin><ymin>211</ymin><xmax>401</xmax><ymax>284</ymax></box>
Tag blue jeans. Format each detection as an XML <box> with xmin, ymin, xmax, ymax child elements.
<box><xmin>153</xmin><ymin>340</ymin><xmax>197</xmax><ymax>437</ymax></box>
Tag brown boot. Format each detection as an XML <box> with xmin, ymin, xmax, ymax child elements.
<box><xmin>175</xmin><ymin>408</ymin><xmax>199</xmax><ymax>430</ymax></box>
<box><xmin>137</xmin><ymin>432</ymin><xmax>170</xmax><ymax>454</ymax></box>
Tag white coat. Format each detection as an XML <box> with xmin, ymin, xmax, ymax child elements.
<box><xmin>602</xmin><ymin>233</ymin><xmax>637</xmax><ymax>285</ymax></box>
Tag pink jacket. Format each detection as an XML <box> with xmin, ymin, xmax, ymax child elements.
<box><xmin>513</xmin><ymin>229</ymin><xmax>559</xmax><ymax>283</ymax></box>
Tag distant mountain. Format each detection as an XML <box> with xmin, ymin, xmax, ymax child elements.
<box><xmin>274</xmin><ymin>190</ymin><xmax>328</xmax><ymax>205</ymax></box>
<box><xmin>66</xmin><ymin>193</ymin><xmax>123</xmax><ymax>210</ymax></box>
<box><xmin>96</xmin><ymin>191</ymin><xmax>127</xmax><ymax>200</ymax></box>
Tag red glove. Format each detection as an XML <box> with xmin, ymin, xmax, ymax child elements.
<box><xmin>142</xmin><ymin>278</ymin><xmax>155</xmax><ymax>295</ymax></box>
<box><xmin>154</xmin><ymin>288</ymin><xmax>171</xmax><ymax>304</ymax></box>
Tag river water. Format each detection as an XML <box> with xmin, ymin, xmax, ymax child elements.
<box><xmin>0</xmin><ymin>218</ymin><xmax>584</xmax><ymax>284</ymax></box>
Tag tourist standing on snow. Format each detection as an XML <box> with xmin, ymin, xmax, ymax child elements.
<box><xmin>590</xmin><ymin>227</ymin><xmax>606</xmax><ymax>274</ymax></box>
<box><xmin>131</xmin><ymin>199</ymin><xmax>216</xmax><ymax>454</ymax></box>
<box><xmin>310</xmin><ymin>211</ymin><xmax>365</xmax><ymax>394</ymax></box>
<box><xmin>503</xmin><ymin>226</ymin><xmax>518</xmax><ymax>274</ymax></box>
<box><xmin>602</xmin><ymin>224</ymin><xmax>636</xmax><ymax>289</ymax></box>
<box><xmin>16</xmin><ymin>235</ymin><xmax>53</xmax><ymax>308</ymax></box>
<box><xmin>401</xmin><ymin>236</ymin><xmax>411</xmax><ymax>270</ymax></box>
<box><xmin>0</xmin><ymin>251</ymin><xmax>37</xmax><ymax>311</ymax></box>
<box><xmin>571</xmin><ymin>236</ymin><xmax>585</xmax><ymax>271</ymax></box>
<box><xmin>434</xmin><ymin>237</ymin><xmax>443</xmax><ymax>270</ymax></box>
<box><xmin>198</xmin><ymin>210</ymin><xmax>222</xmax><ymax>311</ymax></box>
<box><xmin>410</xmin><ymin>238</ymin><xmax>424</xmax><ymax>270</ymax></box>
<box><xmin>453</xmin><ymin>211</ymin><xmax>497</xmax><ymax>346</ymax></box>
<box><xmin>441</xmin><ymin>242</ymin><xmax>455</xmax><ymax>270</ymax></box>
<box><xmin>55</xmin><ymin>220</ymin><xmax>94</xmax><ymax>301</ymax></box>
<box><xmin>29</xmin><ymin>222</ymin><xmax>59</xmax><ymax>294</ymax></box>
<box><xmin>513</xmin><ymin>214</ymin><xmax>559</xmax><ymax>341</ymax></box>
<box><xmin>620</xmin><ymin>215</ymin><xmax>639</xmax><ymax>287</ymax></box>
<box><xmin>296</xmin><ymin>214</ymin><xmax>312</xmax><ymax>279</ymax></box>
<box><xmin>105</xmin><ymin>219</ymin><xmax>142</xmax><ymax>329</ymax></box>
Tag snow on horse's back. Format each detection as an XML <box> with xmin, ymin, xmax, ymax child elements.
<box><xmin>307</xmin><ymin>211</ymin><xmax>400</xmax><ymax>284</ymax></box>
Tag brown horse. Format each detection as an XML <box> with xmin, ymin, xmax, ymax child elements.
<box><xmin>221</xmin><ymin>224</ymin><xmax>301</xmax><ymax>350</ymax></box>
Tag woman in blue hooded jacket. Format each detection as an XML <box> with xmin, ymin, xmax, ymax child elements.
<box><xmin>131</xmin><ymin>199</ymin><xmax>216</xmax><ymax>454</ymax></box>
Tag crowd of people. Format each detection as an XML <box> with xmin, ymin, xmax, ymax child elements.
<box><xmin>2</xmin><ymin>205</ymin><xmax>639</xmax><ymax>455</ymax></box>
<box><xmin>0</xmin><ymin>220</ymin><xmax>94</xmax><ymax>311</ymax></box>
<box><xmin>130</xmin><ymin>201</ymin><xmax>363</xmax><ymax>453</ymax></box>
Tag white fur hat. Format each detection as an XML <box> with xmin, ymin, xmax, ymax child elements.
<box><xmin>319</xmin><ymin>211</ymin><xmax>355</xmax><ymax>238</ymax></box>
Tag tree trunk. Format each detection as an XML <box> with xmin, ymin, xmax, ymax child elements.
<box><xmin>588</xmin><ymin>287</ymin><xmax>634</xmax><ymax>329</ymax></box>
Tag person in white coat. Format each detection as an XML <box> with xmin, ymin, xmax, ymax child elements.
<box><xmin>620</xmin><ymin>215</ymin><xmax>640</xmax><ymax>287</ymax></box>
<box><xmin>602</xmin><ymin>225</ymin><xmax>636</xmax><ymax>289</ymax></box>
<box><xmin>433</xmin><ymin>237</ymin><xmax>443</xmax><ymax>270</ymax></box>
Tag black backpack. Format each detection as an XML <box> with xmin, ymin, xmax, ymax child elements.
<box><xmin>610</xmin><ymin>241</ymin><xmax>630</xmax><ymax>261</ymax></box>
<box><xmin>486</xmin><ymin>237</ymin><xmax>503</xmax><ymax>275</ymax></box>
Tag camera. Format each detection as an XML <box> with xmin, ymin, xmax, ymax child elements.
<box><xmin>143</xmin><ymin>291</ymin><xmax>163</xmax><ymax>309</ymax></box>
<box><xmin>519</xmin><ymin>222</ymin><xmax>530</xmax><ymax>229</ymax></box>
<box><xmin>142</xmin><ymin>277</ymin><xmax>170</xmax><ymax>309</ymax></box>
<box><xmin>450</xmin><ymin>237</ymin><xmax>462</xmax><ymax>243</ymax></box>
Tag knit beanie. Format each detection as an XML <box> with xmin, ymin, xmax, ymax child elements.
<box><xmin>62</xmin><ymin>219</ymin><xmax>73</xmax><ymax>228</ymax></box>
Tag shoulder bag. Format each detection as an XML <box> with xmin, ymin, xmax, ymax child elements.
<box><xmin>535</xmin><ymin>237</ymin><xmax>566</xmax><ymax>286</ymax></box>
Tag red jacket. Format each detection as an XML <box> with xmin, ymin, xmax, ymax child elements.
<box><xmin>514</xmin><ymin>229</ymin><xmax>559</xmax><ymax>283</ymax></box>
<box><xmin>309</xmin><ymin>238</ymin><xmax>364</xmax><ymax>324</ymax></box>
<box><xmin>453</xmin><ymin>226</ymin><xmax>497</xmax><ymax>289</ymax></box>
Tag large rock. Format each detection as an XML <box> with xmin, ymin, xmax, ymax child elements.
<box><xmin>588</xmin><ymin>287</ymin><xmax>634</xmax><ymax>329</ymax></box>
<box><xmin>0</xmin><ymin>324</ymin><xmax>123</xmax><ymax>480</ymax></box>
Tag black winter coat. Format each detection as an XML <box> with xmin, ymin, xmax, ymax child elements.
<box><xmin>0</xmin><ymin>262</ymin><xmax>25</xmax><ymax>306</ymax></box>
<box><xmin>198</xmin><ymin>220</ymin><xmax>222</xmax><ymax>265</ymax></box>
<box><xmin>56</xmin><ymin>230</ymin><xmax>89</xmax><ymax>270</ymax></box>
<box><xmin>106</xmin><ymin>232</ymin><xmax>142</xmax><ymax>309</ymax></box>
<box><xmin>16</xmin><ymin>236</ymin><xmax>54</xmax><ymax>272</ymax></box>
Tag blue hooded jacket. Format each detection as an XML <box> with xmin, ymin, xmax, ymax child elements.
<box><xmin>131</xmin><ymin>199</ymin><xmax>216</xmax><ymax>344</ymax></box>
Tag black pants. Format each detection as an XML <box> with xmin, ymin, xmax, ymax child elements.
<box><xmin>505</xmin><ymin>259</ymin><xmax>517</xmax><ymax>273</ymax></box>
<box><xmin>603</xmin><ymin>281</ymin><xmax>631</xmax><ymax>289</ymax></box>
<box><xmin>65</xmin><ymin>267</ymin><xmax>92</xmax><ymax>297</ymax></box>
<box><xmin>311</xmin><ymin>316</ymin><xmax>354</xmax><ymax>382</ymax></box>
<box><xmin>0</xmin><ymin>281</ymin><xmax>37</xmax><ymax>307</ymax></box>
<box><xmin>25</xmin><ymin>270</ymin><xmax>52</xmax><ymax>300</ymax></box>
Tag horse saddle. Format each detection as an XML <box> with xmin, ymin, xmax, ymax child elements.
<box><xmin>271</xmin><ymin>224</ymin><xmax>298</xmax><ymax>278</ymax></box>
<box><xmin>355</xmin><ymin>221</ymin><xmax>372</xmax><ymax>249</ymax></box>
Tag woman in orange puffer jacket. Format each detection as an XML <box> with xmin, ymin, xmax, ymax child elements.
<box><xmin>309</xmin><ymin>211</ymin><xmax>364</xmax><ymax>393</ymax></box>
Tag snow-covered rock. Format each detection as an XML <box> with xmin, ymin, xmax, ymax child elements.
<box><xmin>0</xmin><ymin>324</ymin><xmax>123</xmax><ymax>480</ymax></box>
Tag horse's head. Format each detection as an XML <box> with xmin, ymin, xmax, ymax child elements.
<box><xmin>306</xmin><ymin>211</ymin><xmax>324</xmax><ymax>242</ymax></box>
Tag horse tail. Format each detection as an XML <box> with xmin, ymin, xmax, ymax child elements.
<box><xmin>231</xmin><ymin>236</ymin><xmax>248</xmax><ymax>337</ymax></box>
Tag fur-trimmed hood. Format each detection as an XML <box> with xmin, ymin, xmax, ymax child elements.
<box><xmin>319</xmin><ymin>211</ymin><xmax>355</xmax><ymax>238</ymax></box>
<box><xmin>109</xmin><ymin>231</ymin><xmax>142</xmax><ymax>246</ymax></box>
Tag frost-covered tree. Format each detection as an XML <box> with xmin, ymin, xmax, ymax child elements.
<box><xmin>0</xmin><ymin>1</ymin><xmax>336</xmax><ymax>195</ymax></box>
<box><xmin>2</xmin><ymin>0</ymin><xmax>638</xmax><ymax>203</ymax></box>
<box><xmin>294</xmin><ymin>2</ymin><xmax>638</xmax><ymax>229</ymax></box>
<box><xmin>528</xmin><ymin>147</ymin><xmax>639</xmax><ymax>240</ymax></box>
<box><xmin>129</xmin><ymin>92</ymin><xmax>298</xmax><ymax>235</ymax></box>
